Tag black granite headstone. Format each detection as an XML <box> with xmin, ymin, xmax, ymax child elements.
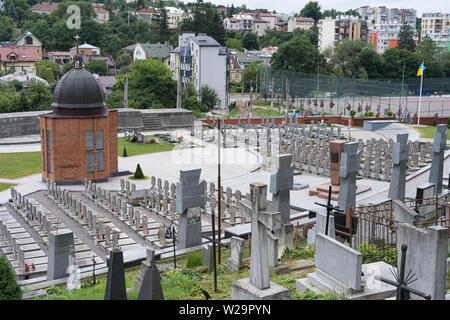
<box><xmin>104</xmin><ymin>249</ymin><xmax>127</xmax><ymax>300</ymax></box>
<box><xmin>137</xmin><ymin>262</ymin><xmax>164</xmax><ymax>300</ymax></box>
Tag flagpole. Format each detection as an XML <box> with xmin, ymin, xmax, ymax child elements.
<box><xmin>417</xmin><ymin>72</ymin><xmax>423</xmax><ymax>126</ymax></box>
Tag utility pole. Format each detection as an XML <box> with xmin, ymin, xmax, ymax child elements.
<box><xmin>176</xmin><ymin>66</ymin><xmax>182</xmax><ymax>109</ymax></box>
<box><xmin>250</xmin><ymin>80</ymin><xmax>253</xmax><ymax>116</ymax></box>
<box><xmin>217</xmin><ymin>119</ymin><xmax>222</xmax><ymax>264</ymax></box>
<box><xmin>271</xmin><ymin>75</ymin><xmax>274</xmax><ymax>110</ymax></box>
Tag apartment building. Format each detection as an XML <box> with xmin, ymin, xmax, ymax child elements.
<box><xmin>318</xmin><ymin>16</ymin><xmax>368</xmax><ymax>52</ymax></box>
<box><xmin>421</xmin><ymin>12</ymin><xmax>450</xmax><ymax>48</ymax></box>
<box><xmin>287</xmin><ymin>17</ymin><xmax>315</xmax><ymax>32</ymax></box>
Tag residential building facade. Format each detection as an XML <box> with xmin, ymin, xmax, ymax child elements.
<box><xmin>287</xmin><ymin>17</ymin><xmax>315</xmax><ymax>32</ymax></box>
<box><xmin>166</xmin><ymin>7</ymin><xmax>185</xmax><ymax>29</ymax></box>
<box><xmin>133</xmin><ymin>42</ymin><xmax>171</xmax><ymax>68</ymax></box>
<box><xmin>318</xmin><ymin>16</ymin><xmax>368</xmax><ymax>52</ymax></box>
<box><xmin>30</xmin><ymin>2</ymin><xmax>59</xmax><ymax>15</ymax></box>
<box><xmin>93</xmin><ymin>4</ymin><xmax>109</xmax><ymax>23</ymax></box>
<box><xmin>421</xmin><ymin>13</ymin><xmax>450</xmax><ymax>48</ymax></box>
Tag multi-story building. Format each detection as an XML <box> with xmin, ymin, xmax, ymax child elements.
<box><xmin>357</xmin><ymin>6</ymin><xmax>416</xmax><ymax>28</ymax></box>
<box><xmin>421</xmin><ymin>13</ymin><xmax>450</xmax><ymax>49</ymax></box>
<box><xmin>318</xmin><ymin>16</ymin><xmax>368</xmax><ymax>52</ymax></box>
<box><xmin>166</xmin><ymin>7</ymin><xmax>185</xmax><ymax>29</ymax></box>
<box><xmin>234</xmin><ymin>14</ymin><xmax>254</xmax><ymax>33</ymax></box>
<box><xmin>223</xmin><ymin>17</ymin><xmax>241</xmax><ymax>32</ymax></box>
<box><xmin>252</xmin><ymin>18</ymin><xmax>269</xmax><ymax>37</ymax></box>
<box><xmin>70</xmin><ymin>43</ymin><xmax>101</xmax><ymax>58</ymax></box>
<box><xmin>131</xmin><ymin>7</ymin><xmax>158</xmax><ymax>24</ymax></box>
<box><xmin>368</xmin><ymin>23</ymin><xmax>419</xmax><ymax>53</ymax></box>
<box><xmin>287</xmin><ymin>17</ymin><xmax>315</xmax><ymax>32</ymax></box>
<box><xmin>274</xmin><ymin>13</ymin><xmax>289</xmax><ymax>31</ymax></box>
<box><xmin>170</xmin><ymin>33</ymin><xmax>230</xmax><ymax>109</ymax></box>
<box><xmin>93</xmin><ymin>4</ymin><xmax>109</xmax><ymax>24</ymax></box>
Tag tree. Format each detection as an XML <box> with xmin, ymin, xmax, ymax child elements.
<box><xmin>0</xmin><ymin>16</ymin><xmax>14</xmax><ymax>41</ymax></box>
<box><xmin>0</xmin><ymin>256</ymin><xmax>22</xmax><ymax>300</ymax></box>
<box><xmin>415</xmin><ymin>37</ymin><xmax>446</xmax><ymax>78</ymax></box>
<box><xmin>225</xmin><ymin>38</ymin><xmax>243</xmax><ymax>51</ymax></box>
<box><xmin>382</xmin><ymin>48</ymin><xmax>420</xmax><ymax>79</ymax></box>
<box><xmin>133</xmin><ymin>163</ymin><xmax>144</xmax><ymax>179</ymax></box>
<box><xmin>85</xmin><ymin>60</ymin><xmax>109</xmax><ymax>76</ymax></box>
<box><xmin>242</xmin><ymin>60</ymin><xmax>263</xmax><ymax>92</ymax></box>
<box><xmin>299</xmin><ymin>1</ymin><xmax>321</xmax><ymax>22</ymax></box>
<box><xmin>271</xmin><ymin>35</ymin><xmax>322</xmax><ymax>73</ymax></box>
<box><xmin>156</xmin><ymin>0</ymin><xmax>169</xmax><ymax>42</ymax></box>
<box><xmin>397</xmin><ymin>24</ymin><xmax>416</xmax><ymax>52</ymax></box>
<box><xmin>7</xmin><ymin>1</ymin><xmax>18</xmax><ymax>22</ymax></box>
<box><xmin>35</xmin><ymin>60</ymin><xmax>61</xmax><ymax>83</ymax></box>
<box><xmin>331</xmin><ymin>39</ymin><xmax>382</xmax><ymax>78</ymax></box>
<box><xmin>26</xmin><ymin>80</ymin><xmax>52</xmax><ymax>111</ymax></box>
<box><xmin>243</xmin><ymin>32</ymin><xmax>259</xmax><ymax>50</ymax></box>
<box><xmin>61</xmin><ymin>62</ymin><xmax>74</xmax><ymax>75</ymax></box>
<box><xmin>115</xmin><ymin>50</ymin><xmax>133</xmax><ymax>73</ymax></box>
<box><xmin>111</xmin><ymin>58</ymin><xmax>177</xmax><ymax>109</ymax></box>
<box><xmin>180</xmin><ymin>0</ymin><xmax>225</xmax><ymax>45</ymax></box>
<box><xmin>181</xmin><ymin>83</ymin><xmax>201</xmax><ymax>111</ymax></box>
<box><xmin>199</xmin><ymin>85</ymin><xmax>218</xmax><ymax>112</ymax></box>
<box><xmin>122</xmin><ymin>146</ymin><xmax>128</xmax><ymax>157</ymax></box>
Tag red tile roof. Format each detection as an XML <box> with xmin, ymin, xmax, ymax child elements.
<box><xmin>296</xmin><ymin>17</ymin><xmax>315</xmax><ymax>22</ymax></box>
<box><xmin>93</xmin><ymin>3</ymin><xmax>108</xmax><ymax>13</ymax></box>
<box><xmin>30</xmin><ymin>2</ymin><xmax>59</xmax><ymax>11</ymax></box>
<box><xmin>136</xmin><ymin>7</ymin><xmax>156</xmax><ymax>13</ymax></box>
<box><xmin>0</xmin><ymin>46</ymin><xmax>41</xmax><ymax>62</ymax></box>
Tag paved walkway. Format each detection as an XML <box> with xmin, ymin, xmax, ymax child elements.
<box><xmin>370</xmin><ymin>123</ymin><xmax>420</xmax><ymax>141</ymax></box>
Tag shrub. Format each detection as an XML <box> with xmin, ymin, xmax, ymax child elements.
<box><xmin>367</xmin><ymin>111</ymin><xmax>374</xmax><ymax>116</ymax></box>
<box><xmin>122</xmin><ymin>146</ymin><xmax>128</xmax><ymax>157</ymax></box>
<box><xmin>161</xmin><ymin>269</ymin><xmax>202</xmax><ymax>299</ymax></box>
<box><xmin>186</xmin><ymin>252</ymin><xmax>203</xmax><ymax>268</ymax></box>
<box><xmin>133</xmin><ymin>163</ymin><xmax>144</xmax><ymax>179</ymax></box>
<box><xmin>386</xmin><ymin>110</ymin><xmax>393</xmax><ymax>117</ymax></box>
<box><xmin>447</xmin><ymin>118</ymin><xmax>450</xmax><ymax>128</ymax></box>
<box><xmin>432</xmin><ymin>119</ymin><xmax>437</xmax><ymax>126</ymax></box>
<box><xmin>349</xmin><ymin>109</ymin><xmax>356</xmax><ymax>117</ymax></box>
<box><xmin>359</xmin><ymin>242</ymin><xmax>398</xmax><ymax>266</ymax></box>
<box><xmin>0</xmin><ymin>256</ymin><xmax>22</xmax><ymax>300</ymax></box>
<box><xmin>281</xmin><ymin>242</ymin><xmax>315</xmax><ymax>262</ymax></box>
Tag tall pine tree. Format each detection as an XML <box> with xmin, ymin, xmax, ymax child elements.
<box><xmin>397</xmin><ymin>24</ymin><xmax>416</xmax><ymax>52</ymax></box>
<box><xmin>157</xmin><ymin>0</ymin><xmax>169</xmax><ymax>42</ymax></box>
<box><xmin>7</xmin><ymin>1</ymin><xmax>18</xmax><ymax>22</ymax></box>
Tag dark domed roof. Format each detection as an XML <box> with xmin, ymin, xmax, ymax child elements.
<box><xmin>51</xmin><ymin>68</ymin><xmax>106</xmax><ymax>116</ymax></box>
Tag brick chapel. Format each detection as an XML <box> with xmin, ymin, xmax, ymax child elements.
<box><xmin>40</xmin><ymin>52</ymin><xmax>118</xmax><ymax>184</ymax></box>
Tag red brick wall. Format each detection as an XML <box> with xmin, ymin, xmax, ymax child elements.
<box><xmin>40</xmin><ymin>111</ymin><xmax>118</xmax><ymax>183</ymax></box>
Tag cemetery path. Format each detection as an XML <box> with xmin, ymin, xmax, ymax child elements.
<box><xmin>5</xmin><ymin>203</ymin><xmax>48</xmax><ymax>254</ymax></box>
<box><xmin>78</xmin><ymin>192</ymin><xmax>151</xmax><ymax>248</ymax></box>
<box><xmin>137</xmin><ymin>205</ymin><xmax>173</xmax><ymax>228</ymax></box>
<box><xmin>32</xmin><ymin>191</ymin><xmax>107</xmax><ymax>261</ymax></box>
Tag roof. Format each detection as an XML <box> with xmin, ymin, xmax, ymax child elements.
<box><xmin>165</xmin><ymin>7</ymin><xmax>183</xmax><ymax>14</ymax></box>
<box><xmin>191</xmin><ymin>35</ymin><xmax>221</xmax><ymax>47</ymax></box>
<box><xmin>88</xmin><ymin>55</ymin><xmax>116</xmax><ymax>67</ymax></box>
<box><xmin>230</xmin><ymin>56</ymin><xmax>241</xmax><ymax>70</ymax></box>
<box><xmin>139</xmin><ymin>43</ymin><xmax>171</xmax><ymax>59</ymax></box>
<box><xmin>295</xmin><ymin>17</ymin><xmax>315</xmax><ymax>22</ymax></box>
<box><xmin>95</xmin><ymin>75</ymin><xmax>116</xmax><ymax>92</ymax></box>
<box><xmin>30</xmin><ymin>2</ymin><xmax>59</xmax><ymax>11</ymax></box>
<box><xmin>71</xmin><ymin>43</ymin><xmax>100</xmax><ymax>50</ymax></box>
<box><xmin>0</xmin><ymin>46</ymin><xmax>41</xmax><ymax>62</ymax></box>
<box><xmin>15</xmin><ymin>30</ymin><xmax>41</xmax><ymax>45</ymax></box>
<box><xmin>235</xmin><ymin>51</ymin><xmax>262</xmax><ymax>65</ymax></box>
<box><xmin>0</xmin><ymin>71</ymin><xmax>49</xmax><ymax>86</ymax></box>
<box><xmin>48</xmin><ymin>51</ymin><xmax>71</xmax><ymax>56</ymax></box>
<box><xmin>122</xmin><ymin>44</ymin><xmax>138</xmax><ymax>51</ymax></box>
<box><xmin>93</xmin><ymin>3</ymin><xmax>108</xmax><ymax>13</ymax></box>
<box><xmin>136</xmin><ymin>7</ymin><xmax>156</xmax><ymax>13</ymax></box>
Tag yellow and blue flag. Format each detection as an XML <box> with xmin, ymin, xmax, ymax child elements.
<box><xmin>417</xmin><ymin>62</ymin><xmax>426</xmax><ymax>77</ymax></box>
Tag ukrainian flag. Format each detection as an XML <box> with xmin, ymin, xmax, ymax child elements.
<box><xmin>417</xmin><ymin>62</ymin><xmax>426</xmax><ymax>77</ymax></box>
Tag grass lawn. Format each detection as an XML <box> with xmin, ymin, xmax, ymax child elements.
<box><xmin>33</xmin><ymin>240</ymin><xmax>339</xmax><ymax>300</ymax></box>
<box><xmin>118</xmin><ymin>136</ymin><xmax>175</xmax><ymax>157</ymax></box>
<box><xmin>0</xmin><ymin>152</ymin><xmax>42</xmax><ymax>179</ymax></box>
<box><xmin>229</xmin><ymin>106</ymin><xmax>240</xmax><ymax>118</ymax></box>
<box><xmin>0</xmin><ymin>182</ymin><xmax>16</xmax><ymax>192</ymax></box>
<box><xmin>410</xmin><ymin>125</ymin><xmax>450</xmax><ymax>140</ymax></box>
<box><xmin>253</xmin><ymin>107</ymin><xmax>285</xmax><ymax>117</ymax></box>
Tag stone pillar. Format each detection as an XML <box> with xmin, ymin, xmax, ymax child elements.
<box><xmin>338</xmin><ymin>142</ymin><xmax>360</xmax><ymax>212</ymax></box>
<box><xmin>104</xmin><ymin>249</ymin><xmax>127</xmax><ymax>300</ymax></box>
<box><xmin>428</xmin><ymin>124</ymin><xmax>447</xmax><ymax>195</ymax></box>
<box><xmin>388</xmin><ymin>134</ymin><xmax>409</xmax><ymax>201</ymax></box>
<box><xmin>47</xmin><ymin>230</ymin><xmax>75</xmax><ymax>280</ymax></box>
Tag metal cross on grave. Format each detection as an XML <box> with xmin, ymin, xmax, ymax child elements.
<box><xmin>376</xmin><ymin>244</ymin><xmax>431</xmax><ymax>300</ymax></box>
<box><xmin>314</xmin><ymin>185</ymin><xmax>343</xmax><ymax>237</ymax></box>
<box><xmin>239</xmin><ymin>182</ymin><xmax>281</xmax><ymax>290</ymax></box>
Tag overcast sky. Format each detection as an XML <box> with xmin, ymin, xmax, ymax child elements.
<box><xmin>205</xmin><ymin>0</ymin><xmax>450</xmax><ymax>16</ymax></box>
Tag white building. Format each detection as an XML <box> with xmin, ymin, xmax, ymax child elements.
<box><xmin>421</xmin><ymin>13</ymin><xmax>450</xmax><ymax>45</ymax></box>
<box><xmin>171</xmin><ymin>33</ymin><xmax>230</xmax><ymax>109</ymax></box>
<box><xmin>318</xmin><ymin>16</ymin><xmax>368</xmax><ymax>52</ymax></box>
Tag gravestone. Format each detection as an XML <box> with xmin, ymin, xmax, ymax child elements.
<box><xmin>428</xmin><ymin>125</ymin><xmax>447</xmax><ymax>195</ymax></box>
<box><xmin>104</xmin><ymin>249</ymin><xmax>127</xmax><ymax>300</ymax></box>
<box><xmin>388</xmin><ymin>134</ymin><xmax>409</xmax><ymax>201</ymax></box>
<box><xmin>47</xmin><ymin>230</ymin><xmax>75</xmax><ymax>280</ymax></box>
<box><xmin>176</xmin><ymin>169</ymin><xmax>206</xmax><ymax>249</ymax></box>
<box><xmin>338</xmin><ymin>142</ymin><xmax>359</xmax><ymax>212</ymax></box>
<box><xmin>396</xmin><ymin>223</ymin><xmax>448</xmax><ymax>300</ymax></box>
<box><xmin>225</xmin><ymin>236</ymin><xmax>246</xmax><ymax>271</ymax></box>
<box><xmin>202</xmin><ymin>243</ymin><xmax>214</xmax><ymax>273</ymax></box>
<box><xmin>231</xmin><ymin>183</ymin><xmax>290</xmax><ymax>300</ymax></box>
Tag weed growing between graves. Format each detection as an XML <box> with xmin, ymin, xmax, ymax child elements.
<box><xmin>185</xmin><ymin>252</ymin><xmax>202</xmax><ymax>268</ymax></box>
<box><xmin>291</xmin><ymin>290</ymin><xmax>348</xmax><ymax>300</ymax></box>
<box><xmin>359</xmin><ymin>242</ymin><xmax>398</xmax><ymax>266</ymax></box>
<box><xmin>280</xmin><ymin>240</ymin><xmax>315</xmax><ymax>263</ymax></box>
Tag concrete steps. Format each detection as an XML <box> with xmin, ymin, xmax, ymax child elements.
<box><xmin>142</xmin><ymin>114</ymin><xmax>162</xmax><ymax>131</ymax></box>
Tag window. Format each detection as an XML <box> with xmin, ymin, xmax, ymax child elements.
<box><xmin>96</xmin><ymin>130</ymin><xmax>103</xmax><ymax>150</ymax></box>
<box><xmin>86</xmin><ymin>131</ymin><xmax>94</xmax><ymax>151</ymax></box>
<box><xmin>48</xmin><ymin>153</ymin><xmax>52</xmax><ymax>173</ymax></box>
<box><xmin>97</xmin><ymin>152</ymin><xmax>104</xmax><ymax>171</ymax></box>
<box><xmin>47</xmin><ymin>130</ymin><xmax>51</xmax><ymax>151</ymax></box>
<box><xmin>25</xmin><ymin>37</ymin><xmax>33</xmax><ymax>45</ymax></box>
<box><xmin>87</xmin><ymin>153</ymin><xmax>94</xmax><ymax>173</ymax></box>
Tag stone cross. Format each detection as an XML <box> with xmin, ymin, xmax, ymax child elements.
<box><xmin>338</xmin><ymin>142</ymin><xmax>360</xmax><ymax>212</ymax></box>
<box><xmin>429</xmin><ymin>124</ymin><xmax>447</xmax><ymax>195</ymax></box>
<box><xmin>269</xmin><ymin>154</ymin><xmax>294</xmax><ymax>222</ymax></box>
<box><xmin>388</xmin><ymin>133</ymin><xmax>409</xmax><ymax>201</ymax></box>
<box><xmin>239</xmin><ymin>183</ymin><xmax>281</xmax><ymax>290</ymax></box>
<box><xmin>176</xmin><ymin>169</ymin><xmax>206</xmax><ymax>249</ymax></box>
